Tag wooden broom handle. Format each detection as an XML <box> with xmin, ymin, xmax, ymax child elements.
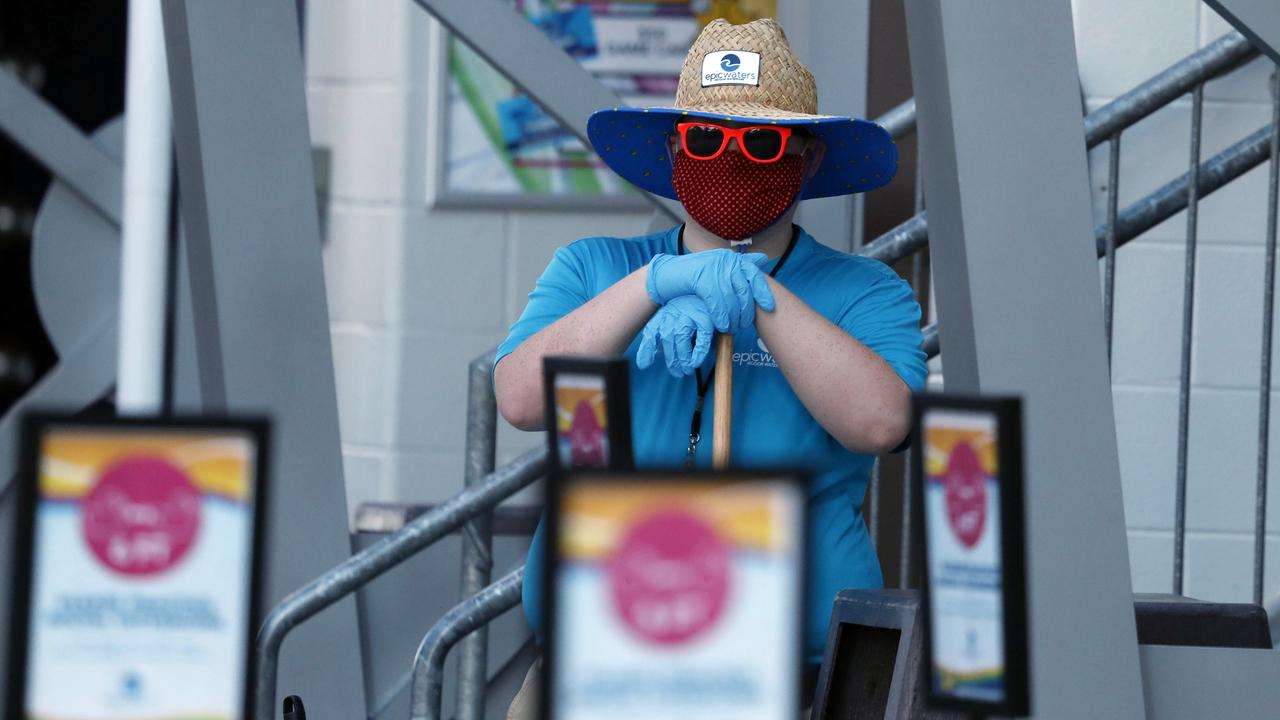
<box><xmin>712</xmin><ymin>332</ymin><xmax>734</xmax><ymax>469</ymax></box>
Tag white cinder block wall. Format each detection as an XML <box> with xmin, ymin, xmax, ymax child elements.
<box><xmin>304</xmin><ymin>1</ymin><xmax>651</xmax><ymax>518</ymax></box>
<box><xmin>1075</xmin><ymin>0</ymin><xmax>1280</xmax><ymax>602</ymax></box>
<box><xmin>308</xmin><ymin>0</ymin><xmax>1280</xmax><ymax>602</ymax></box>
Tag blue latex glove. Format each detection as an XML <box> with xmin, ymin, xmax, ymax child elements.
<box><xmin>637</xmin><ymin>295</ymin><xmax>715</xmax><ymax>378</ymax></box>
<box><xmin>646</xmin><ymin>249</ymin><xmax>776</xmax><ymax>333</ymax></box>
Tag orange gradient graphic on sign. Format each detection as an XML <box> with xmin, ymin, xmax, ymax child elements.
<box><xmin>39</xmin><ymin>430</ymin><xmax>255</xmax><ymax>502</ymax></box>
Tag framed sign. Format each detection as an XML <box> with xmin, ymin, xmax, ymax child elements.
<box><xmin>542</xmin><ymin>470</ymin><xmax>807</xmax><ymax>720</ymax></box>
<box><xmin>543</xmin><ymin>356</ymin><xmax>634</xmax><ymax>474</ymax></box>
<box><xmin>6</xmin><ymin>413</ymin><xmax>270</xmax><ymax>720</ymax></box>
<box><xmin>429</xmin><ymin>0</ymin><xmax>777</xmax><ymax>208</ymax></box>
<box><xmin>912</xmin><ymin>394</ymin><xmax>1029</xmax><ymax>717</ymax></box>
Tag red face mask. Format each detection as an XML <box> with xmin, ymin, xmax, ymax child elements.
<box><xmin>671</xmin><ymin>148</ymin><xmax>806</xmax><ymax>241</ymax></box>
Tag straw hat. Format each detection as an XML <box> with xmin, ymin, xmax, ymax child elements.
<box><xmin>587</xmin><ymin>18</ymin><xmax>898</xmax><ymax>201</ymax></box>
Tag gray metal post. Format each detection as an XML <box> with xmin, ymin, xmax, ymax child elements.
<box><xmin>456</xmin><ymin>352</ymin><xmax>498</xmax><ymax>720</ymax></box>
<box><xmin>413</xmin><ymin>568</ymin><xmax>525</xmax><ymax>720</ymax></box>
<box><xmin>159</xmin><ymin>1</ymin><xmax>366</xmax><ymax>717</ymax></box>
<box><xmin>904</xmin><ymin>1</ymin><xmax>1146</xmax><ymax>716</ymax></box>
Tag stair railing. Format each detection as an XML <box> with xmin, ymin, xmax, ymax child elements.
<box><xmin>254</xmin><ymin>30</ymin><xmax>1276</xmax><ymax>720</ymax></box>
<box><xmin>854</xmin><ymin>30</ymin><xmax>1269</xmax><ymax>591</ymax></box>
<box><xmin>253</xmin><ymin>445</ymin><xmax>546</xmax><ymax>720</ymax></box>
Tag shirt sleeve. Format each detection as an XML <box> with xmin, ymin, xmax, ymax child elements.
<box><xmin>495</xmin><ymin>242</ymin><xmax>594</xmax><ymax>369</ymax></box>
<box><xmin>836</xmin><ymin>264</ymin><xmax>928</xmax><ymax>393</ymax></box>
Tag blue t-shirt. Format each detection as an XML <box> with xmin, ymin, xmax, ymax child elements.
<box><xmin>496</xmin><ymin>224</ymin><xmax>927</xmax><ymax>661</ymax></box>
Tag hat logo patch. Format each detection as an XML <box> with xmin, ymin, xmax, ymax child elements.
<box><xmin>702</xmin><ymin>50</ymin><xmax>760</xmax><ymax>87</ymax></box>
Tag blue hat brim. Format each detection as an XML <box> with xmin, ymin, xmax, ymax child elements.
<box><xmin>586</xmin><ymin>106</ymin><xmax>898</xmax><ymax>201</ymax></box>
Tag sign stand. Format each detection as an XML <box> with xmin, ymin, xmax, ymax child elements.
<box><xmin>912</xmin><ymin>393</ymin><xmax>1029</xmax><ymax>718</ymax></box>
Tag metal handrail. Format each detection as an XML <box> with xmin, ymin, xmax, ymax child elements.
<box><xmin>410</xmin><ymin>567</ymin><xmax>525</xmax><ymax>720</ymax></box>
<box><xmin>1084</xmin><ymin>31</ymin><xmax>1256</xmax><ymax>148</ymax></box>
<box><xmin>877</xmin><ymin>97</ymin><xmax>917</xmax><ymax>141</ymax></box>
<box><xmin>856</xmin><ymin>30</ymin><xmax>1266</xmax><ymax>363</ymax></box>
<box><xmin>253</xmin><ymin>445</ymin><xmax>546</xmax><ymax>720</ymax></box>
<box><xmin>857</xmin><ymin>30</ymin><xmax>1261</xmax><ymax>273</ymax></box>
<box><xmin>910</xmin><ymin>122</ymin><xmax>1275</xmax><ymax>362</ymax></box>
<box><xmin>857</xmin><ymin>212</ymin><xmax>928</xmax><ymax>265</ymax></box>
<box><xmin>456</xmin><ymin>351</ymin><xmax>498</xmax><ymax>720</ymax></box>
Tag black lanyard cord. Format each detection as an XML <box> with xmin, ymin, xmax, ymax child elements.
<box><xmin>678</xmin><ymin>225</ymin><xmax>799</xmax><ymax>465</ymax></box>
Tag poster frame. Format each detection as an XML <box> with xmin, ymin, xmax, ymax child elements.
<box><xmin>540</xmin><ymin>468</ymin><xmax>809</xmax><ymax>720</ymax></box>
<box><xmin>911</xmin><ymin>393</ymin><xmax>1030</xmax><ymax>717</ymax></box>
<box><xmin>542</xmin><ymin>356</ymin><xmax>634</xmax><ymax>475</ymax></box>
<box><xmin>424</xmin><ymin>15</ymin><xmax>655</xmax><ymax>212</ymax></box>
<box><xmin>5</xmin><ymin>411</ymin><xmax>272</xmax><ymax>720</ymax></box>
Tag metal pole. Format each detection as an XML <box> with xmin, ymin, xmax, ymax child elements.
<box><xmin>1084</xmin><ymin>31</ymin><xmax>1256</xmax><ymax>148</ymax></box>
<box><xmin>897</xmin><ymin>142</ymin><xmax>926</xmax><ymax>590</ymax></box>
<box><xmin>253</xmin><ymin>446</ymin><xmax>546</xmax><ymax>720</ymax></box>
<box><xmin>1255</xmin><ymin>66</ymin><xmax>1280</xmax><ymax>606</ymax></box>
<box><xmin>117</xmin><ymin>0</ymin><xmax>173</xmax><ymax>414</ymax></box>
<box><xmin>1174</xmin><ymin>85</ymin><xmax>1204</xmax><ymax>596</ymax></box>
<box><xmin>877</xmin><ymin>97</ymin><xmax>918</xmax><ymax>141</ymax></box>
<box><xmin>867</xmin><ymin>460</ymin><xmax>880</xmax><ymax>546</ymax></box>
<box><xmin>412</xmin><ymin>568</ymin><xmax>524</xmax><ymax>720</ymax></box>
<box><xmin>456</xmin><ymin>352</ymin><xmax>497</xmax><ymax>720</ymax></box>
<box><xmin>899</xmin><ymin>447</ymin><xmax>913</xmax><ymax>589</ymax></box>
<box><xmin>1104</xmin><ymin>133</ymin><xmax>1121</xmax><ymax>361</ymax></box>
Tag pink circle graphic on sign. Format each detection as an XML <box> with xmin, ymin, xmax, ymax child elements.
<box><xmin>606</xmin><ymin>508</ymin><xmax>730</xmax><ymax>646</ymax></box>
<box><xmin>944</xmin><ymin>440</ymin><xmax>987</xmax><ymax>548</ymax></box>
<box><xmin>82</xmin><ymin>456</ymin><xmax>202</xmax><ymax>576</ymax></box>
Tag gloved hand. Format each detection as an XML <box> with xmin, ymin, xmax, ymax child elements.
<box><xmin>646</xmin><ymin>249</ymin><xmax>776</xmax><ymax>333</ymax></box>
<box><xmin>637</xmin><ymin>295</ymin><xmax>715</xmax><ymax>378</ymax></box>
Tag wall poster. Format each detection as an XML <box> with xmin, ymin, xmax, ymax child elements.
<box><xmin>436</xmin><ymin>0</ymin><xmax>777</xmax><ymax>206</ymax></box>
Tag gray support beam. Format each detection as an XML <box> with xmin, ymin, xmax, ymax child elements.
<box><xmin>904</xmin><ymin>1</ymin><xmax>1146</xmax><ymax>717</ymax></box>
<box><xmin>1139</xmin><ymin>645</ymin><xmax>1280</xmax><ymax>719</ymax></box>
<box><xmin>412</xmin><ymin>0</ymin><xmax>682</xmax><ymax>223</ymax></box>
<box><xmin>0</xmin><ymin>70</ymin><xmax>122</xmax><ymax>225</ymax></box>
<box><xmin>159</xmin><ymin>1</ymin><xmax>366</xmax><ymax>717</ymax></box>
<box><xmin>1205</xmin><ymin>0</ymin><xmax>1280</xmax><ymax>64</ymax></box>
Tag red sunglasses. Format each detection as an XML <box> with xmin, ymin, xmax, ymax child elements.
<box><xmin>675</xmin><ymin>122</ymin><xmax>794</xmax><ymax>163</ymax></box>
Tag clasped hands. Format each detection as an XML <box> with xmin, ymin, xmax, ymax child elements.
<box><xmin>638</xmin><ymin>249</ymin><xmax>776</xmax><ymax>377</ymax></box>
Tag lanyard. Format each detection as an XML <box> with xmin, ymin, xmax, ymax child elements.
<box><xmin>679</xmin><ymin>225</ymin><xmax>799</xmax><ymax>467</ymax></box>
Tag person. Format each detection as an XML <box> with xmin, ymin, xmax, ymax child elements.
<box><xmin>494</xmin><ymin>17</ymin><xmax>926</xmax><ymax>718</ymax></box>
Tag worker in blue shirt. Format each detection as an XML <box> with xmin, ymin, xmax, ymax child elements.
<box><xmin>494</xmin><ymin>18</ymin><xmax>925</xmax><ymax>719</ymax></box>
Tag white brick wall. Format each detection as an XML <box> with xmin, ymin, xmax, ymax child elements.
<box><xmin>1076</xmin><ymin>0</ymin><xmax>1280</xmax><ymax>602</ymax></box>
<box><xmin>306</xmin><ymin>2</ymin><xmax>651</xmax><ymax>517</ymax></box>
